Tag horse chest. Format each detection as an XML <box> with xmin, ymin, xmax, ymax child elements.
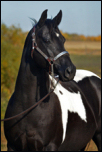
<box><xmin>53</xmin><ymin>82</ymin><xmax>87</xmax><ymax>143</ymax></box>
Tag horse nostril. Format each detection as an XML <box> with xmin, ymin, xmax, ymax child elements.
<box><xmin>65</xmin><ymin>66</ymin><xmax>72</xmax><ymax>78</ymax></box>
<box><xmin>67</xmin><ymin>67</ymin><xmax>71</xmax><ymax>74</ymax></box>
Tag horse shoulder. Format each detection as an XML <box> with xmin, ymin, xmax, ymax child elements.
<box><xmin>53</xmin><ymin>81</ymin><xmax>87</xmax><ymax>143</ymax></box>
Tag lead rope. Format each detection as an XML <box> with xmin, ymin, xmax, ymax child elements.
<box><xmin>48</xmin><ymin>61</ymin><xmax>59</xmax><ymax>92</ymax></box>
<box><xmin>1</xmin><ymin>63</ymin><xmax>59</xmax><ymax>122</ymax></box>
<box><xmin>1</xmin><ymin>89</ymin><xmax>54</xmax><ymax>122</ymax></box>
<box><xmin>1</xmin><ymin>77</ymin><xmax>59</xmax><ymax>122</ymax></box>
<box><xmin>49</xmin><ymin>62</ymin><xmax>54</xmax><ymax>92</ymax></box>
<box><xmin>50</xmin><ymin>62</ymin><xmax>54</xmax><ymax>89</ymax></box>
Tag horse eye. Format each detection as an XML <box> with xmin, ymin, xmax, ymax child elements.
<box><xmin>61</xmin><ymin>36</ymin><xmax>66</xmax><ymax>43</ymax></box>
<box><xmin>43</xmin><ymin>37</ymin><xmax>50</xmax><ymax>43</ymax></box>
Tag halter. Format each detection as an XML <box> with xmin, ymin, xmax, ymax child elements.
<box><xmin>31</xmin><ymin>26</ymin><xmax>68</xmax><ymax>76</ymax></box>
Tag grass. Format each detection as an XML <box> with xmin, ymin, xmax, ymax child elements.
<box><xmin>65</xmin><ymin>41</ymin><xmax>101</xmax><ymax>50</ymax></box>
<box><xmin>1</xmin><ymin>41</ymin><xmax>101</xmax><ymax>151</ymax></box>
<box><xmin>70</xmin><ymin>54</ymin><xmax>101</xmax><ymax>77</ymax></box>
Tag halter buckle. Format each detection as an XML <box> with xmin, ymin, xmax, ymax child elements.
<box><xmin>32</xmin><ymin>32</ymin><xmax>35</xmax><ymax>38</ymax></box>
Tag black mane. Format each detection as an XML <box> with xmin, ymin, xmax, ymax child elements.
<box><xmin>29</xmin><ymin>17</ymin><xmax>38</xmax><ymax>27</ymax></box>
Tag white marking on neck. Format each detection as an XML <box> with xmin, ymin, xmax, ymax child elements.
<box><xmin>49</xmin><ymin>75</ymin><xmax>87</xmax><ymax>143</ymax></box>
<box><xmin>55</xmin><ymin>32</ymin><xmax>59</xmax><ymax>37</ymax></box>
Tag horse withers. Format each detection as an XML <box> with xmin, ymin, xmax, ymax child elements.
<box><xmin>4</xmin><ymin>10</ymin><xmax>101</xmax><ymax>151</ymax></box>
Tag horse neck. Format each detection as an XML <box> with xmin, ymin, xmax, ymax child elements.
<box><xmin>15</xmin><ymin>57</ymin><xmax>50</xmax><ymax>104</ymax></box>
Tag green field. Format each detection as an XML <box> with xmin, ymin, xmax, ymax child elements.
<box><xmin>1</xmin><ymin>41</ymin><xmax>101</xmax><ymax>151</ymax></box>
<box><xmin>70</xmin><ymin>54</ymin><xmax>101</xmax><ymax>77</ymax></box>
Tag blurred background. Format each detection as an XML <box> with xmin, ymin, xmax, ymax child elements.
<box><xmin>1</xmin><ymin>1</ymin><xmax>101</xmax><ymax>151</ymax></box>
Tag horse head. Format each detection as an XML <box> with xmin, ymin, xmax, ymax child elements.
<box><xmin>28</xmin><ymin>10</ymin><xmax>76</xmax><ymax>81</ymax></box>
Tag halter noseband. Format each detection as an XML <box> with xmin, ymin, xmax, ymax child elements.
<box><xmin>31</xmin><ymin>26</ymin><xmax>68</xmax><ymax>73</ymax></box>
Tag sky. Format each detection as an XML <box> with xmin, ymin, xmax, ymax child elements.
<box><xmin>1</xmin><ymin>1</ymin><xmax>101</xmax><ymax>36</ymax></box>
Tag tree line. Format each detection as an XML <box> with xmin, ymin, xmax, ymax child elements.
<box><xmin>1</xmin><ymin>23</ymin><xmax>27</xmax><ymax>107</ymax></box>
<box><xmin>60</xmin><ymin>31</ymin><xmax>101</xmax><ymax>41</ymax></box>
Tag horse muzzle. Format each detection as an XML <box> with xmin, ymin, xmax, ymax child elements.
<box><xmin>58</xmin><ymin>64</ymin><xmax>76</xmax><ymax>82</ymax></box>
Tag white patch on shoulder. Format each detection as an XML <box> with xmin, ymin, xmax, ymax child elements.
<box><xmin>55</xmin><ymin>32</ymin><xmax>59</xmax><ymax>37</ymax></box>
<box><xmin>49</xmin><ymin>75</ymin><xmax>87</xmax><ymax>143</ymax></box>
<box><xmin>74</xmin><ymin>69</ymin><xmax>100</xmax><ymax>82</ymax></box>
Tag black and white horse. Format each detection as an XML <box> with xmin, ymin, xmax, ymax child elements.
<box><xmin>4</xmin><ymin>10</ymin><xmax>101</xmax><ymax>151</ymax></box>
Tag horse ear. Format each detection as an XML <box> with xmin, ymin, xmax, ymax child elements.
<box><xmin>37</xmin><ymin>9</ymin><xmax>48</xmax><ymax>27</ymax></box>
<box><xmin>53</xmin><ymin>10</ymin><xmax>62</xmax><ymax>27</ymax></box>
